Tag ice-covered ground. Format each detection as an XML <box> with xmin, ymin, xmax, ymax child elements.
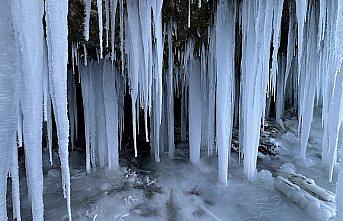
<box><xmin>8</xmin><ymin>111</ymin><xmax>339</xmax><ymax>220</ymax></box>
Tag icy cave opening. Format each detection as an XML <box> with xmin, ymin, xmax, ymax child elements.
<box><xmin>1</xmin><ymin>0</ymin><xmax>343</xmax><ymax>220</ymax></box>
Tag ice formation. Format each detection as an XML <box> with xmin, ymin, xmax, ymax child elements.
<box><xmin>215</xmin><ymin>0</ymin><xmax>236</xmax><ymax>185</ymax></box>
<box><xmin>1</xmin><ymin>0</ymin><xmax>343</xmax><ymax>220</ymax></box>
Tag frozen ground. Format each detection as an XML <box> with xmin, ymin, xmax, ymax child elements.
<box><xmin>8</xmin><ymin>111</ymin><xmax>339</xmax><ymax>220</ymax></box>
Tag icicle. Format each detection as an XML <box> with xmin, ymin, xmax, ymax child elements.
<box><xmin>240</xmin><ymin>0</ymin><xmax>274</xmax><ymax>180</ymax></box>
<box><xmin>45</xmin><ymin>0</ymin><xmax>72</xmax><ymax>219</ymax></box>
<box><xmin>270</xmin><ymin>0</ymin><xmax>284</xmax><ymax>94</ymax></box>
<box><xmin>111</xmin><ymin>0</ymin><xmax>118</xmax><ymax>63</ymax></box>
<box><xmin>295</xmin><ymin>0</ymin><xmax>307</xmax><ymax>82</ymax></box>
<box><xmin>151</xmin><ymin>0</ymin><xmax>164</xmax><ymax>162</ymax></box>
<box><xmin>103</xmin><ymin>61</ymin><xmax>119</xmax><ymax>169</ymax></box>
<box><xmin>126</xmin><ymin>0</ymin><xmax>143</xmax><ymax>158</ymax></box>
<box><xmin>189</xmin><ymin>58</ymin><xmax>202</xmax><ymax>163</ymax></box>
<box><xmin>321</xmin><ymin>0</ymin><xmax>343</xmax><ymax>181</ymax></box>
<box><xmin>139</xmin><ymin>0</ymin><xmax>153</xmax><ymax>143</ymax></box>
<box><xmin>167</xmin><ymin>21</ymin><xmax>175</xmax><ymax>159</ymax></box>
<box><xmin>188</xmin><ymin>0</ymin><xmax>191</xmax><ymax>28</ymax></box>
<box><xmin>83</xmin><ymin>43</ymin><xmax>88</xmax><ymax>66</ymax></box>
<box><xmin>275</xmin><ymin>55</ymin><xmax>286</xmax><ymax>124</ymax></box>
<box><xmin>298</xmin><ymin>3</ymin><xmax>319</xmax><ymax>159</ymax></box>
<box><xmin>215</xmin><ymin>0</ymin><xmax>235</xmax><ymax>185</ymax></box>
<box><xmin>68</xmin><ymin>70</ymin><xmax>76</xmax><ymax>151</ymax></box>
<box><xmin>43</xmin><ymin>40</ymin><xmax>53</xmax><ymax>165</ymax></box>
<box><xmin>80</xmin><ymin>63</ymin><xmax>91</xmax><ymax>172</ymax></box>
<box><xmin>10</xmin><ymin>139</ymin><xmax>21</xmax><ymax>221</ymax></box>
<box><xmin>284</xmin><ymin>1</ymin><xmax>296</xmax><ymax>89</ymax></box>
<box><xmin>84</xmin><ymin>0</ymin><xmax>91</xmax><ymax>41</ymax></box>
<box><xmin>105</xmin><ymin>0</ymin><xmax>110</xmax><ymax>48</ymax></box>
<box><xmin>10</xmin><ymin>0</ymin><xmax>45</xmax><ymax>219</ymax></box>
<box><xmin>318</xmin><ymin>0</ymin><xmax>326</xmax><ymax>47</ymax></box>
<box><xmin>120</xmin><ymin>0</ymin><xmax>124</xmax><ymax>73</ymax></box>
<box><xmin>0</xmin><ymin>1</ymin><xmax>21</xmax><ymax>219</ymax></box>
<box><xmin>97</xmin><ymin>0</ymin><xmax>104</xmax><ymax>59</ymax></box>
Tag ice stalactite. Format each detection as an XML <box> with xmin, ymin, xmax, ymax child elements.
<box><xmin>321</xmin><ymin>0</ymin><xmax>343</xmax><ymax>181</ymax></box>
<box><xmin>111</xmin><ymin>0</ymin><xmax>118</xmax><ymax>63</ymax></box>
<box><xmin>275</xmin><ymin>56</ymin><xmax>286</xmax><ymax>125</ymax></box>
<box><xmin>103</xmin><ymin>61</ymin><xmax>120</xmax><ymax>169</ymax></box>
<box><xmin>84</xmin><ymin>0</ymin><xmax>91</xmax><ymax>41</ymax></box>
<box><xmin>10</xmin><ymin>0</ymin><xmax>45</xmax><ymax>219</ymax></box>
<box><xmin>188</xmin><ymin>0</ymin><xmax>191</xmax><ymax>28</ymax></box>
<box><xmin>151</xmin><ymin>0</ymin><xmax>164</xmax><ymax>162</ymax></box>
<box><xmin>139</xmin><ymin>0</ymin><xmax>153</xmax><ymax>142</ymax></box>
<box><xmin>0</xmin><ymin>1</ymin><xmax>21</xmax><ymax>219</ymax></box>
<box><xmin>215</xmin><ymin>0</ymin><xmax>235</xmax><ymax>185</ymax></box>
<box><xmin>97</xmin><ymin>0</ymin><xmax>104</xmax><ymax>59</ymax></box>
<box><xmin>94</xmin><ymin>63</ymin><xmax>108</xmax><ymax>167</ymax></box>
<box><xmin>295</xmin><ymin>0</ymin><xmax>307</xmax><ymax>82</ymax></box>
<box><xmin>206</xmin><ymin>29</ymin><xmax>216</xmax><ymax>157</ymax></box>
<box><xmin>43</xmin><ymin>41</ymin><xmax>53</xmax><ymax>165</ymax></box>
<box><xmin>10</xmin><ymin>138</ymin><xmax>21</xmax><ymax>221</ymax></box>
<box><xmin>45</xmin><ymin>0</ymin><xmax>72</xmax><ymax>219</ymax></box>
<box><xmin>119</xmin><ymin>0</ymin><xmax>125</xmax><ymax>73</ymax></box>
<box><xmin>285</xmin><ymin>1</ymin><xmax>296</xmax><ymax>90</ymax></box>
<box><xmin>189</xmin><ymin>58</ymin><xmax>202</xmax><ymax>163</ymax></box>
<box><xmin>240</xmin><ymin>0</ymin><xmax>274</xmax><ymax>180</ymax></box>
<box><xmin>297</xmin><ymin>3</ymin><xmax>319</xmax><ymax>160</ymax></box>
<box><xmin>67</xmin><ymin>70</ymin><xmax>77</xmax><ymax>151</ymax></box>
<box><xmin>270</xmin><ymin>0</ymin><xmax>284</xmax><ymax>94</ymax></box>
<box><xmin>80</xmin><ymin>61</ymin><xmax>121</xmax><ymax>170</ymax></box>
<box><xmin>126</xmin><ymin>0</ymin><xmax>143</xmax><ymax>158</ymax></box>
<box><xmin>80</xmin><ymin>63</ymin><xmax>92</xmax><ymax>173</ymax></box>
<box><xmin>167</xmin><ymin>22</ymin><xmax>175</xmax><ymax>159</ymax></box>
<box><xmin>105</xmin><ymin>0</ymin><xmax>110</xmax><ymax>48</ymax></box>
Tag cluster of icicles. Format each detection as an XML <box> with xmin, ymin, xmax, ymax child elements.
<box><xmin>1</xmin><ymin>0</ymin><xmax>343</xmax><ymax>220</ymax></box>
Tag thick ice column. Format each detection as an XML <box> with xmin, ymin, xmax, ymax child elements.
<box><xmin>45</xmin><ymin>0</ymin><xmax>72</xmax><ymax>219</ymax></box>
<box><xmin>189</xmin><ymin>59</ymin><xmax>202</xmax><ymax>163</ymax></box>
<box><xmin>103</xmin><ymin>61</ymin><xmax>119</xmax><ymax>169</ymax></box>
<box><xmin>167</xmin><ymin>22</ymin><xmax>175</xmax><ymax>159</ymax></box>
<box><xmin>240</xmin><ymin>0</ymin><xmax>274</xmax><ymax>180</ymax></box>
<box><xmin>0</xmin><ymin>1</ymin><xmax>20</xmax><ymax>219</ymax></box>
<box><xmin>151</xmin><ymin>0</ymin><xmax>164</xmax><ymax>162</ymax></box>
<box><xmin>215</xmin><ymin>0</ymin><xmax>235</xmax><ymax>185</ymax></box>
<box><xmin>93</xmin><ymin>62</ymin><xmax>108</xmax><ymax>167</ymax></box>
<box><xmin>275</xmin><ymin>56</ymin><xmax>286</xmax><ymax>124</ymax></box>
<box><xmin>11</xmin><ymin>0</ymin><xmax>45</xmax><ymax>219</ymax></box>
<box><xmin>207</xmin><ymin>31</ymin><xmax>216</xmax><ymax>156</ymax></box>
<box><xmin>80</xmin><ymin>63</ymin><xmax>92</xmax><ymax>172</ymax></box>
<box><xmin>298</xmin><ymin>4</ymin><xmax>319</xmax><ymax>159</ymax></box>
